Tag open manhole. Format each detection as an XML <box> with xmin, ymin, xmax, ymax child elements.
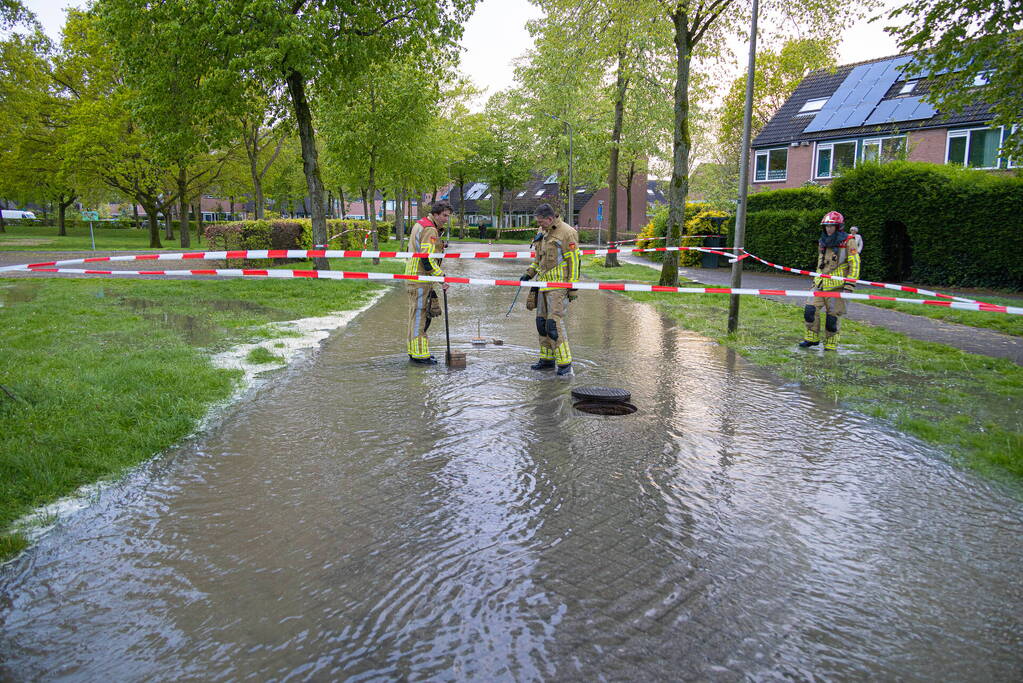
<box><xmin>571</xmin><ymin>386</ymin><xmax>636</xmax><ymax>416</ymax></box>
<box><xmin>571</xmin><ymin>386</ymin><xmax>632</xmax><ymax>403</ymax></box>
<box><xmin>573</xmin><ymin>400</ymin><xmax>638</xmax><ymax>416</ymax></box>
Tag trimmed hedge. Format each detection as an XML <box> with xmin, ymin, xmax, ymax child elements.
<box><xmin>747</xmin><ymin>186</ymin><xmax>831</xmax><ymax>213</ymax></box>
<box><xmin>831</xmin><ymin>162</ymin><xmax>1023</xmax><ymax>289</ymax></box>
<box><xmin>742</xmin><ymin>162</ymin><xmax>1023</xmax><ymax>289</ymax></box>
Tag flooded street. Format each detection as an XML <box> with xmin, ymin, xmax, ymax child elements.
<box><xmin>2</xmin><ymin>255</ymin><xmax>1022</xmax><ymax>680</ymax></box>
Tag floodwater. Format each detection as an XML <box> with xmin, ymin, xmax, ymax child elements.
<box><xmin>2</xmin><ymin>256</ymin><xmax>1022</xmax><ymax>681</ymax></box>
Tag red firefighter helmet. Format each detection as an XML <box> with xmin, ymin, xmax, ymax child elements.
<box><xmin>821</xmin><ymin>211</ymin><xmax>844</xmax><ymax>226</ymax></box>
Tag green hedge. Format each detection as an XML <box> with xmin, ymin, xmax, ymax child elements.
<box><xmin>742</xmin><ymin>162</ymin><xmax>1023</xmax><ymax>289</ymax></box>
<box><xmin>747</xmin><ymin>186</ymin><xmax>831</xmax><ymax>213</ymax></box>
<box><xmin>831</xmin><ymin>162</ymin><xmax>1023</xmax><ymax>288</ymax></box>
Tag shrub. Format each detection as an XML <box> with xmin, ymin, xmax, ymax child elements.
<box><xmin>634</xmin><ymin>202</ymin><xmax>718</xmax><ymax>262</ymax></box>
<box><xmin>747</xmin><ymin>186</ymin><xmax>831</xmax><ymax>213</ymax></box>
<box><xmin>832</xmin><ymin>161</ymin><xmax>1023</xmax><ymax>289</ymax></box>
<box><xmin>737</xmin><ymin>209</ymin><xmax>828</xmax><ymax>273</ymax></box>
<box><xmin>300</xmin><ymin>219</ymin><xmax>392</xmax><ymax>250</ymax></box>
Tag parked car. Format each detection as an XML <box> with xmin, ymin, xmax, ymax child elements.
<box><xmin>1</xmin><ymin>209</ymin><xmax>37</xmax><ymax>219</ymax></box>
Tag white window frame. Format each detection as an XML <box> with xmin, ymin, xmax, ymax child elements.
<box><xmin>814</xmin><ymin>139</ymin><xmax>858</xmax><ymax>179</ymax></box>
<box><xmin>861</xmin><ymin>135</ymin><xmax>907</xmax><ymax>163</ymax></box>
<box><xmin>798</xmin><ymin>98</ymin><xmax>828</xmax><ymax>115</ymax></box>
<box><xmin>1006</xmin><ymin>126</ymin><xmax>1019</xmax><ymax>169</ymax></box>
<box><xmin>945</xmin><ymin>126</ymin><xmax>1003</xmax><ymax>170</ymax></box>
<box><xmin>898</xmin><ymin>80</ymin><xmax>918</xmax><ymax>95</ymax></box>
<box><xmin>754</xmin><ymin>147</ymin><xmax>788</xmax><ymax>182</ymax></box>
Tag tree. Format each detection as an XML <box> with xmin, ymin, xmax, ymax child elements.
<box><xmin>887</xmin><ymin>2</ymin><xmax>1023</xmax><ymax>160</ymax></box>
<box><xmin>653</xmin><ymin>0</ymin><xmax>867</xmax><ymax>286</ymax></box>
<box><xmin>474</xmin><ymin>91</ymin><xmax>532</xmax><ymax>236</ymax></box>
<box><xmin>708</xmin><ymin>37</ymin><xmax>836</xmax><ymax>205</ymax></box>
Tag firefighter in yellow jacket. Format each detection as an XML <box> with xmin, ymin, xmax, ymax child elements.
<box><xmin>406</xmin><ymin>201</ymin><xmax>452</xmax><ymax>364</ymax></box>
<box><xmin>800</xmin><ymin>210</ymin><xmax>860</xmax><ymax>351</ymax></box>
<box><xmin>521</xmin><ymin>203</ymin><xmax>580</xmax><ymax>375</ymax></box>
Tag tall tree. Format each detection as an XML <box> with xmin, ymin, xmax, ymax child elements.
<box><xmin>887</xmin><ymin>0</ymin><xmax>1023</xmax><ymax>159</ymax></box>
<box><xmin>707</xmin><ymin>37</ymin><xmax>836</xmax><ymax>205</ymax></box>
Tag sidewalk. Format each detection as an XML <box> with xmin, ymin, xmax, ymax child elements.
<box><xmin>617</xmin><ymin>252</ymin><xmax>1023</xmax><ymax>366</ymax></box>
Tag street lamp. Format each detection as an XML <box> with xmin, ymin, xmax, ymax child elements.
<box><xmin>546</xmin><ymin>113</ymin><xmax>574</xmax><ymax>226</ymax></box>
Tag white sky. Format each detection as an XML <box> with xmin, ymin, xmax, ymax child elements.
<box><xmin>23</xmin><ymin>0</ymin><xmax>907</xmax><ymax>104</ymax></box>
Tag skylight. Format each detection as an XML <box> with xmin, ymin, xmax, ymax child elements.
<box><xmin>535</xmin><ymin>189</ymin><xmax>545</xmax><ymax>196</ymax></box>
<box><xmin>798</xmin><ymin>98</ymin><xmax>828</xmax><ymax>114</ymax></box>
<box><xmin>898</xmin><ymin>80</ymin><xmax>918</xmax><ymax>95</ymax></box>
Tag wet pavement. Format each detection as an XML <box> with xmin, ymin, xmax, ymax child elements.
<box><xmin>2</xmin><ymin>255</ymin><xmax>1023</xmax><ymax>680</ymax></box>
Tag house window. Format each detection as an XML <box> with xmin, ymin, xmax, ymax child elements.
<box><xmin>754</xmin><ymin>148</ymin><xmax>788</xmax><ymax>181</ymax></box>
<box><xmin>947</xmin><ymin>127</ymin><xmax>1002</xmax><ymax>169</ymax></box>
<box><xmin>972</xmin><ymin>71</ymin><xmax>991</xmax><ymax>87</ymax></box>
<box><xmin>898</xmin><ymin>80</ymin><xmax>918</xmax><ymax>95</ymax></box>
<box><xmin>516</xmin><ymin>191</ymin><xmax>526</xmax><ymax>198</ymax></box>
<box><xmin>1007</xmin><ymin>127</ymin><xmax>1019</xmax><ymax>169</ymax></box>
<box><xmin>535</xmin><ymin>189</ymin><xmax>545</xmax><ymax>196</ymax></box>
<box><xmin>862</xmin><ymin>135</ymin><xmax>906</xmax><ymax>163</ymax></box>
<box><xmin>575</xmin><ymin>188</ymin><xmax>585</xmax><ymax>193</ymax></box>
<box><xmin>544</xmin><ymin>173</ymin><xmax>558</xmax><ymax>184</ymax></box>
<box><xmin>815</xmin><ymin>140</ymin><xmax>857</xmax><ymax>178</ymax></box>
<box><xmin>798</xmin><ymin>98</ymin><xmax>828</xmax><ymax>114</ymax></box>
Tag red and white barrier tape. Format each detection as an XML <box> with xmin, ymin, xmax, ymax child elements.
<box><xmin>735</xmin><ymin>250</ymin><xmax>980</xmax><ymax>304</ymax></box>
<box><xmin>13</xmin><ymin>265</ymin><xmax>1023</xmax><ymax>315</ymax></box>
<box><xmin>7</xmin><ymin>245</ymin><xmax>735</xmax><ymax>271</ymax></box>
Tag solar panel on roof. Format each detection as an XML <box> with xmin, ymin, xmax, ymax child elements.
<box><xmin>863</xmin><ymin>96</ymin><xmax>937</xmax><ymax>126</ymax></box>
<box><xmin>803</xmin><ymin>57</ymin><xmax>912</xmax><ymax>133</ymax></box>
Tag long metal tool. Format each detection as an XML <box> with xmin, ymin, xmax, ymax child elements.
<box><xmin>443</xmin><ymin>288</ymin><xmax>452</xmax><ymax>364</ymax></box>
<box><xmin>505</xmin><ymin>287</ymin><xmax>523</xmax><ymax>316</ymax></box>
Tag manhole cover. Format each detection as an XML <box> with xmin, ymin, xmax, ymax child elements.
<box><xmin>570</xmin><ymin>385</ymin><xmax>632</xmax><ymax>403</ymax></box>
<box><xmin>573</xmin><ymin>400</ymin><xmax>637</xmax><ymax>416</ymax></box>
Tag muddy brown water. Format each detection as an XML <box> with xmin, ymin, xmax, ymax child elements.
<box><xmin>2</xmin><ymin>256</ymin><xmax>1022</xmax><ymax>680</ymax></box>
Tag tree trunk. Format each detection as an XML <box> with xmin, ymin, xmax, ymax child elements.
<box><xmin>178</xmin><ymin>165</ymin><xmax>191</xmax><ymax>248</ymax></box>
<box><xmin>164</xmin><ymin>208</ymin><xmax>174</xmax><ymax>240</ymax></box>
<box><xmin>660</xmin><ymin>11</ymin><xmax>692</xmax><ymax>287</ymax></box>
<box><xmin>57</xmin><ymin>200</ymin><xmax>67</xmax><ymax>237</ymax></box>
<box><xmin>369</xmin><ymin>154</ymin><xmax>379</xmax><ymax>265</ymax></box>
<box><xmin>194</xmin><ymin>203</ymin><xmax>203</xmax><ymax>243</ymax></box>
<box><xmin>626</xmin><ymin>160</ymin><xmax>635</xmax><ymax>234</ymax></box>
<box><xmin>457</xmin><ymin>179</ymin><xmax>466</xmax><ymax>239</ymax></box>
<box><xmin>0</xmin><ymin>204</ymin><xmax>5</xmax><ymax>234</ymax></box>
<box><xmin>133</xmin><ymin>202</ymin><xmax>140</xmax><ymax>230</ymax></box>
<box><xmin>142</xmin><ymin>199</ymin><xmax>163</xmax><ymax>248</ymax></box>
<box><xmin>395</xmin><ymin>187</ymin><xmax>406</xmax><ymax>241</ymax></box>
<box><xmin>338</xmin><ymin>187</ymin><xmax>346</xmax><ymax>219</ymax></box>
<box><xmin>285</xmin><ymin>67</ymin><xmax>329</xmax><ymax>270</ymax></box>
<box><xmin>606</xmin><ymin>51</ymin><xmax>628</xmax><ymax>268</ymax></box>
<box><xmin>229</xmin><ymin>195</ymin><xmax>235</xmax><ymax>219</ymax></box>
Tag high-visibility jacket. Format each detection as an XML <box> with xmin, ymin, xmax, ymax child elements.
<box><xmin>527</xmin><ymin>218</ymin><xmax>579</xmax><ymax>291</ymax></box>
<box><xmin>814</xmin><ymin>233</ymin><xmax>860</xmax><ymax>291</ymax></box>
<box><xmin>405</xmin><ymin>217</ymin><xmax>444</xmax><ymax>277</ymax></box>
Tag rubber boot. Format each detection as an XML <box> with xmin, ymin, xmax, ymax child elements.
<box><xmin>531</xmin><ymin>359</ymin><xmax>555</xmax><ymax>370</ymax></box>
<box><xmin>798</xmin><ymin>340</ymin><xmax>819</xmax><ymax>348</ymax></box>
<box><xmin>556</xmin><ymin>363</ymin><xmax>573</xmax><ymax>376</ymax></box>
<box><xmin>410</xmin><ymin>355</ymin><xmax>438</xmax><ymax>365</ymax></box>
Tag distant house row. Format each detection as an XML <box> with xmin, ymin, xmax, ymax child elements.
<box><xmin>751</xmin><ymin>51</ymin><xmax>1017</xmax><ymax>191</ymax></box>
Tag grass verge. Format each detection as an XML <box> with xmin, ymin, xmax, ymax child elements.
<box><xmin>0</xmin><ymin>269</ymin><xmax>388</xmax><ymax>562</ymax></box>
<box><xmin>583</xmin><ymin>259</ymin><xmax>1023</xmax><ymax>485</ymax></box>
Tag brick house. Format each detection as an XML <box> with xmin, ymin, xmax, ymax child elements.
<box><xmin>750</xmin><ymin>52</ymin><xmax>1018</xmax><ymax>191</ymax></box>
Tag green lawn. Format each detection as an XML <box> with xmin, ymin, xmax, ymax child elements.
<box><xmin>0</xmin><ymin>271</ymin><xmax>388</xmax><ymax>561</ymax></box>
<box><xmin>583</xmin><ymin>260</ymin><xmax>1023</xmax><ymax>486</ymax></box>
<box><xmin>0</xmin><ymin>223</ymin><xmax>187</xmax><ymax>251</ymax></box>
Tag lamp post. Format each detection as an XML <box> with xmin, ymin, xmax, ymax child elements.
<box><xmin>727</xmin><ymin>0</ymin><xmax>760</xmax><ymax>333</ymax></box>
<box><xmin>547</xmin><ymin>113</ymin><xmax>574</xmax><ymax>226</ymax></box>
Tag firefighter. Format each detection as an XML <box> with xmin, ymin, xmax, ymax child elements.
<box><xmin>406</xmin><ymin>201</ymin><xmax>452</xmax><ymax>364</ymax></box>
<box><xmin>800</xmin><ymin>210</ymin><xmax>860</xmax><ymax>351</ymax></box>
<box><xmin>521</xmin><ymin>203</ymin><xmax>580</xmax><ymax>375</ymax></box>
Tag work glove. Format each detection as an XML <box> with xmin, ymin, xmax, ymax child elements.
<box><xmin>520</xmin><ymin>273</ymin><xmax>533</xmax><ymax>281</ymax></box>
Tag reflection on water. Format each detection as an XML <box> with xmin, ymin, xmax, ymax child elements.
<box><xmin>2</xmin><ymin>256</ymin><xmax>1022</xmax><ymax>680</ymax></box>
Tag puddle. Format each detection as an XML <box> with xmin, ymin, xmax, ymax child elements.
<box><xmin>0</xmin><ymin>280</ymin><xmax>42</xmax><ymax>307</ymax></box>
<box><xmin>1</xmin><ymin>257</ymin><xmax>1021</xmax><ymax>681</ymax></box>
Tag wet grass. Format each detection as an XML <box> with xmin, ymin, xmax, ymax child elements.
<box><xmin>0</xmin><ymin>273</ymin><xmax>387</xmax><ymax>562</ymax></box>
<box><xmin>246</xmin><ymin>347</ymin><xmax>285</xmax><ymax>364</ymax></box>
<box><xmin>583</xmin><ymin>260</ymin><xmax>1023</xmax><ymax>485</ymax></box>
<box><xmin>0</xmin><ymin>223</ymin><xmax>191</xmax><ymax>251</ymax></box>
<box><xmin>850</xmin><ymin>289</ymin><xmax>1023</xmax><ymax>337</ymax></box>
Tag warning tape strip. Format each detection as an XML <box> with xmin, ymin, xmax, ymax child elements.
<box><xmin>15</xmin><ymin>266</ymin><xmax>1023</xmax><ymax>315</ymax></box>
<box><xmin>736</xmin><ymin>250</ymin><xmax>980</xmax><ymax>304</ymax></box>
<box><xmin>9</xmin><ymin>246</ymin><xmax>735</xmax><ymax>270</ymax></box>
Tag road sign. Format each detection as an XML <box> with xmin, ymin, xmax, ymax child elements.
<box><xmin>81</xmin><ymin>211</ymin><xmax>99</xmax><ymax>221</ymax></box>
<box><xmin>596</xmin><ymin>201</ymin><xmax>603</xmax><ymax>221</ymax></box>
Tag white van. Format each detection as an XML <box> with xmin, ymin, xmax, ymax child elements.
<box><xmin>1</xmin><ymin>209</ymin><xmax>37</xmax><ymax>219</ymax></box>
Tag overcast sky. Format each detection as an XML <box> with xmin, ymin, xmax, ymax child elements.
<box><xmin>24</xmin><ymin>0</ymin><xmax>906</xmax><ymax>105</ymax></box>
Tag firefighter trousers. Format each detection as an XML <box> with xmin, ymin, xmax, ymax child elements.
<box><xmin>804</xmin><ymin>294</ymin><xmax>847</xmax><ymax>349</ymax></box>
<box><xmin>536</xmin><ymin>289</ymin><xmax>571</xmax><ymax>366</ymax></box>
<box><xmin>407</xmin><ymin>283</ymin><xmax>439</xmax><ymax>359</ymax></box>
